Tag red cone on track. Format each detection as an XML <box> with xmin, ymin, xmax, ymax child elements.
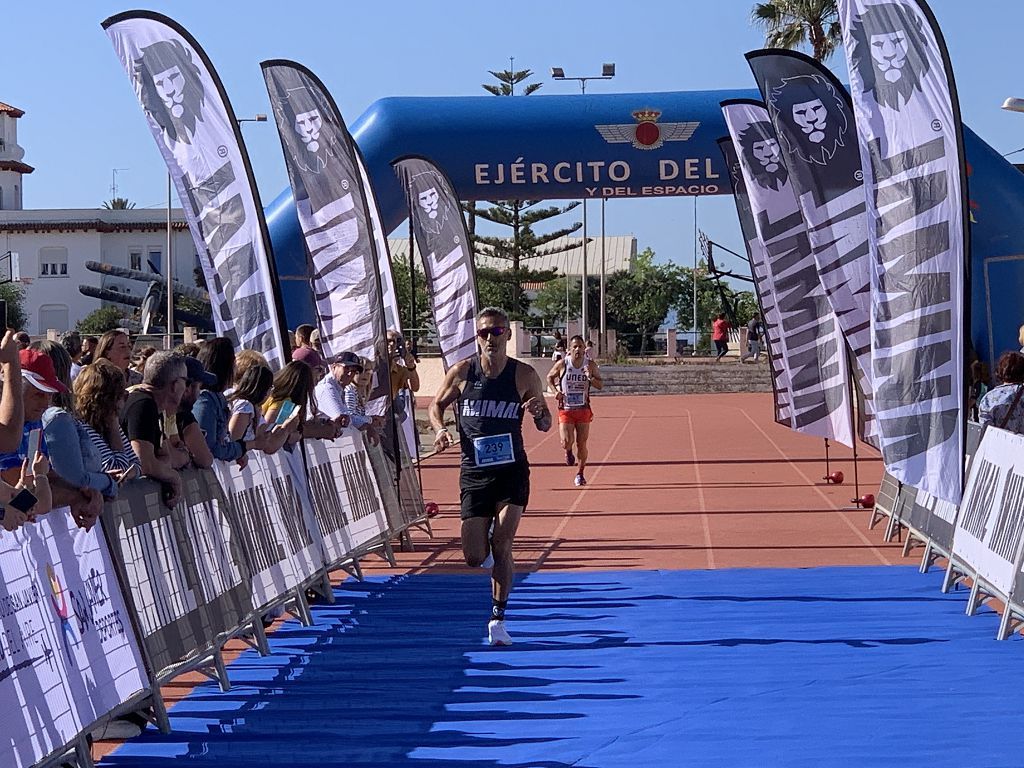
<box><xmin>826</xmin><ymin>471</ymin><xmax>844</xmax><ymax>485</ymax></box>
<box><xmin>424</xmin><ymin>501</ymin><xmax>440</xmax><ymax>518</ymax></box>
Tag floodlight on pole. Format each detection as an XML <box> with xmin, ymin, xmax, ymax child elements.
<box><xmin>237</xmin><ymin>114</ymin><xmax>268</xmax><ymax>125</ymax></box>
<box><xmin>550</xmin><ymin>65</ymin><xmax>617</xmax><ymax>346</ymax></box>
<box><xmin>1001</xmin><ymin>97</ymin><xmax>1024</xmax><ymax>113</ymax></box>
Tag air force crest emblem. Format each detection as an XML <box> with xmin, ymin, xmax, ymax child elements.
<box><xmin>595</xmin><ymin>110</ymin><xmax>699</xmax><ymax>151</ymax></box>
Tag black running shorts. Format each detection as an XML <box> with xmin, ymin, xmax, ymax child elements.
<box><xmin>459</xmin><ymin>462</ymin><xmax>530</xmax><ymax>520</ymax></box>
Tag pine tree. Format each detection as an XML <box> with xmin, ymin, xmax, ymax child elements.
<box><xmin>465</xmin><ymin>64</ymin><xmax>583</xmax><ymax>319</ymax></box>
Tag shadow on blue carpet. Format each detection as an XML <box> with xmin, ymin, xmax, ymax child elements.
<box><xmin>99</xmin><ymin>566</ymin><xmax>1022</xmax><ymax>768</ymax></box>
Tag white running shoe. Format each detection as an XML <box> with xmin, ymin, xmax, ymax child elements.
<box><xmin>479</xmin><ymin>552</ymin><xmax>495</xmax><ymax>569</ymax></box>
<box><xmin>488</xmin><ymin>619</ymin><xmax>513</xmax><ymax>646</ymax></box>
<box><xmin>574</xmin><ymin>473</ymin><xmax>587</xmax><ymax>487</ymax></box>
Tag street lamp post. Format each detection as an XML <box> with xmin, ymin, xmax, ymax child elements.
<box><xmin>551</xmin><ymin>65</ymin><xmax>615</xmax><ymax>345</ymax></box>
<box><xmin>1000</xmin><ymin>99</ymin><xmax>1024</xmax><ymax>159</ymax></box>
<box><xmin>1001</xmin><ymin>97</ymin><xmax>1024</xmax><ymax>113</ymax></box>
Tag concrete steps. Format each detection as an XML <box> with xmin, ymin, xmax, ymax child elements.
<box><xmin>595</xmin><ymin>360</ymin><xmax>773</xmax><ymax>395</ymax></box>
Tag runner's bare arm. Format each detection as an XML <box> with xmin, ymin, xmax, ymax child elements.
<box><xmin>547</xmin><ymin>360</ymin><xmax>566</xmax><ymax>407</ymax></box>
<box><xmin>429</xmin><ymin>360</ymin><xmax>469</xmax><ymax>451</ymax></box>
<box><xmin>587</xmin><ymin>360</ymin><xmax>604</xmax><ymax>390</ymax></box>
<box><xmin>520</xmin><ymin>366</ymin><xmax>552</xmax><ymax>433</ymax></box>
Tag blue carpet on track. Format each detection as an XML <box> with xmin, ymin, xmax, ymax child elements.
<box><xmin>100</xmin><ymin>566</ymin><xmax>1023</xmax><ymax>768</ymax></box>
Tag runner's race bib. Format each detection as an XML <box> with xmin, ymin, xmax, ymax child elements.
<box><xmin>564</xmin><ymin>390</ymin><xmax>586</xmax><ymax>409</ymax></box>
<box><xmin>473</xmin><ymin>433</ymin><xmax>515</xmax><ymax>467</ymax></box>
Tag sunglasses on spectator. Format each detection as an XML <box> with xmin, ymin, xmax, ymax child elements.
<box><xmin>476</xmin><ymin>327</ymin><xmax>506</xmax><ymax>339</ymax></box>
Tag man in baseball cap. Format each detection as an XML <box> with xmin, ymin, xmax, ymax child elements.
<box><xmin>313</xmin><ymin>350</ymin><xmax>362</xmax><ymax>426</ymax></box>
<box><xmin>0</xmin><ymin>349</ymin><xmax>64</xmax><ymax>481</ymax></box>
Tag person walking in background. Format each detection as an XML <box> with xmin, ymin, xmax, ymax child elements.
<box><xmin>712</xmin><ymin>313</ymin><xmax>732</xmax><ymax>361</ymax></box>
<box><xmin>740</xmin><ymin>316</ymin><xmax>764</xmax><ymax>363</ymax></box>
<box><xmin>551</xmin><ymin>339</ymin><xmax>566</xmax><ymax>362</ymax></box>
<box><xmin>978</xmin><ymin>351</ymin><xmax>1024</xmax><ymax>435</ymax></box>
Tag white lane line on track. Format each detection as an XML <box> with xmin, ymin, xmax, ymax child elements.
<box><xmin>685</xmin><ymin>409</ymin><xmax>716</xmax><ymax>569</ymax></box>
<box><xmin>739</xmin><ymin>409</ymin><xmax>893</xmax><ymax>566</ymax></box>
<box><xmin>548</xmin><ymin>409</ymin><xmax>637</xmax><ymax>543</ymax></box>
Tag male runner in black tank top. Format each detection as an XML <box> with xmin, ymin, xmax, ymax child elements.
<box><xmin>429</xmin><ymin>307</ymin><xmax>551</xmax><ymax>646</ymax></box>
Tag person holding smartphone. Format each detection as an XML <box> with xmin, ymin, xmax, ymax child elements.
<box><xmin>74</xmin><ymin>361</ymin><xmax>141</xmax><ymax>485</ymax></box>
<box><xmin>229</xmin><ymin>363</ymin><xmax>295</xmax><ymax>455</ymax></box>
<box><xmin>262</xmin><ymin>360</ymin><xmax>339</xmax><ymax>444</ymax></box>
<box><xmin>386</xmin><ymin>330</ymin><xmax>420</xmax><ymax>398</ymax></box>
<box><xmin>0</xmin><ymin>349</ymin><xmax>60</xmax><ymax>486</ymax></box>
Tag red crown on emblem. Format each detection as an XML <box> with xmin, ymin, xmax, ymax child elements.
<box><xmin>632</xmin><ymin>109</ymin><xmax>661</xmax><ymax>123</ymax></box>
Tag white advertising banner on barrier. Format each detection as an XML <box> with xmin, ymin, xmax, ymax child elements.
<box><xmin>215</xmin><ymin>450</ymin><xmax>324</xmax><ymax>608</ymax></box>
<box><xmin>951</xmin><ymin>428</ymin><xmax>1024</xmax><ymax>598</ymax></box>
<box><xmin>0</xmin><ymin>512</ymin><xmax>148</xmax><ymax>768</ymax></box>
<box><xmin>304</xmin><ymin>431</ymin><xmax>389</xmax><ymax>563</ymax></box>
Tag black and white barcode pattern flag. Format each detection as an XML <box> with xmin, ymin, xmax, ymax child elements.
<box><xmin>747</xmin><ymin>49</ymin><xmax>879</xmax><ymax>448</ymax></box>
<box><xmin>392</xmin><ymin>156</ymin><xmax>479</xmax><ymax>370</ymax></box>
<box><xmin>718</xmin><ymin>137</ymin><xmax>792</xmax><ymax>428</ymax></box>
<box><xmin>838</xmin><ymin>0</ymin><xmax>967</xmax><ymax>505</ymax></box>
<box><xmin>260</xmin><ymin>60</ymin><xmax>392</xmax><ymax>413</ymax></box>
<box><xmin>722</xmin><ymin>100</ymin><xmax>855</xmax><ymax>447</ymax></box>
<box><xmin>103</xmin><ymin>11</ymin><xmax>288</xmax><ymax>368</ymax></box>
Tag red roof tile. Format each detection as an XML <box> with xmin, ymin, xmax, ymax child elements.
<box><xmin>0</xmin><ymin>102</ymin><xmax>25</xmax><ymax>118</ymax></box>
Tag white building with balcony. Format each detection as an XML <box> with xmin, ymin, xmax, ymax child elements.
<box><xmin>0</xmin><ymin>209</ymin><xmax>198</xmax><ymax>333</ymax></box>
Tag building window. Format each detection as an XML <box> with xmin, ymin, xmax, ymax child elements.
<box><xmin>38</xmin><ymin>305</ymin><xmax>69</xmax><ymax>333</ymax></box>
<box><xmin>39</xmin><ymin>246</ymin><xmax>68</xmax><ymax>278</ymax></box>
<box><xmin>0</xmin><ymin>187</ymin><xmax>4</xmax><ymax>210</ymax></box>
<box><xmin>129</xmin><ymin>249</ymin><xmax>142</xmax><ymax>272</ymax></box>
<box><xmin>147</xmin><ymin>249</ymin><xmax>162</xmax><ymax>273</ymax></box>
<box><xmin>14</xmin><ymin>184</ymin><xmax>19</xmax><ymax>209</ymax></box>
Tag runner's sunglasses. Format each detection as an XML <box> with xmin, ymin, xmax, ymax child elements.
<box><xmin>476</xmin><ymin>326</ymin><xmax>507</xmax><ymax>339</ymax></box>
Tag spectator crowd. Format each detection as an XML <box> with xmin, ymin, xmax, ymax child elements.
<box><xmin>0</xmin><ymin>325</ymin><xmax>420</xmax><ymax>534</ymax></box>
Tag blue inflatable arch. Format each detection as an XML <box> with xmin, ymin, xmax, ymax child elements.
<box><xmin>266</xmin><ymin>88</ymin><xmax>1024</xmax><ymax>369</ymax></box>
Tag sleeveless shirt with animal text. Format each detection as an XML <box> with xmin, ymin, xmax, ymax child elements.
<box><xmin>457</xmin><ymin>356</ymin><xmax>526</xmax><ymax>468</ymax></box>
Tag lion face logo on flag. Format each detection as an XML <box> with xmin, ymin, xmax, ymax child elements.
<box><xmin>849</xmin><ymin>2</ymin><xmax>932</xmax><ymax>111</ymax></box>
<box><xmin>738</xmin><ymin>121</ymin><xmax>788</xmax><ymax>191</ymax></box>
<box><xmin>133</xmin><ymin>39</ymin><xmax>206</xmax><ymax>146</ymax></box>
<box><xmin>768</xmin><ymin>74</ymin><xmax>850</xmax><ymax>168</ymax></box>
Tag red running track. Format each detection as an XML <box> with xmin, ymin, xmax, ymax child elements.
<box><xmin>92</xmin><ymin>392</ymin><xmax>900</xmax><ymax>761</ymax></box>
<box><xmin>371</xmin><ymin>392</ymin><xmax>900</xmax><ymax>576</ymax></box>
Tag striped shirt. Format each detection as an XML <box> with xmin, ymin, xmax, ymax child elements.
<box><xmin>343</xmin><ymin>383</ymin><xmax>371</xmax><ymax>430</ymax></box>
<box><xmin>81</xmin><ymin>422</ymin><xmax>141</xmax><ymax>474</ymax></box>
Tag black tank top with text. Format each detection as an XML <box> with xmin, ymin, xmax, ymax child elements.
<box><xmin>457</xmin><ymin>356</ymin><xmax>526</xmax><ymax>469</ymax></box>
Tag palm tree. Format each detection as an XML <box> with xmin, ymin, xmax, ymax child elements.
<box><xmin>102</xmin><ymin>197</ymin><xmax>136</xmax><ymax>210</ymax></box>
<box><xmin>751</xmin><ymin>0</ymin><xmax>842</xmax><ymax>62</ymax></box>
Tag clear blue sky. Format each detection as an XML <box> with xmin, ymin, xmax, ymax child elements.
<box><xmin>5</xmin><ymin>1</ymin><xmax>1024</xmax><ymax>286</ymax></box>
